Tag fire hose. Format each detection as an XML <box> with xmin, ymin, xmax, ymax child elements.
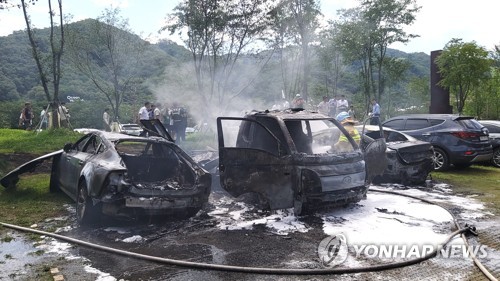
<box><xmin>0</xmin><ymin>188</ymin><xmax>497</xmax><ymax>280</ymax></box>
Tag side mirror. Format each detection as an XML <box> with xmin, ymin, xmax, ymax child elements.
<box><xmin>63</xmin><ymin>143</ymin><xmax>73</xmax><ymax>152</ymax></box>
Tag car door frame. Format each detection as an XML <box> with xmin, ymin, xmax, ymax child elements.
<box><xmin>216</xmin><ymin>117</ymin><xmax>294</xmax><ymax>209</ymax></box>
<box><xmin>58</xmin><ymin>134</ymin><xmax>97</xmax><ymax>200</ymax></box>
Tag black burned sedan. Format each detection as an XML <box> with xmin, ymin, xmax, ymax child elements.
<box><xmin>357</xmin><ymin>125</ymin><xmax>433</xmax><ymax>185</ymax></box>
<box><xmin>1</xmin><ymin>129</ymin><xmax>211</xmax><ymax>224</ymax></box>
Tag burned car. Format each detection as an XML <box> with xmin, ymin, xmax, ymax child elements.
<box><xmin>356</xmin><ymin>125</ymin><xmax>433</xmax><ymax>185</ymax></box>
<box><xmin>216</xmin><ymin>109</ymin><xmax>387</xmax><ymax>214</ymax></box>
<box><xmin>1</xmin><ymin>120</ymin><xmax>211</xmax><ymax>224</ymax></box>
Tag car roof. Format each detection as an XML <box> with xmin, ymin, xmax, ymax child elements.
<box><xmin>384</xmin><ymin>114</ymin><xmax>475</xmax><ymax>121</ymax></box>
<box><xmin>94</xmin><ymin>131</ymin><xmax>158</xmax><ymax>142</ymax></box>
<box><xmin>478</xmin><ymin>120</ymin><xmax>500</xmax><ymax>125</ymax></box>
<box><xmin>356</xmin><ymin>125</ymin><xmax>418</xmax><ymax>141</ymax></box>
<box><xmin>245</xmin><ymin>109</ymin><xmax>332</xmax><ymax>120</ymax></box>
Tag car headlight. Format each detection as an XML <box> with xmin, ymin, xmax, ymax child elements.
<box><xmin>107</xmin><ymin>172</ymin><xmax>126</xmax><ymax>193</ymax></box>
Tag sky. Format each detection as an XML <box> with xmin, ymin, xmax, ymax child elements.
<box><xmin>1</xmin><ymin>0</ymin><xmax>499</xmax><ymax>54</ymax></box>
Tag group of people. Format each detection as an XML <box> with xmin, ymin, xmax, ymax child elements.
<box><xmin>318</xmin><ymin>96</ymin><xmax>380</xmax><ymax>125</ymax></box>
<box><xmin>136</xmin><ymin>101</ymin><xmax>189</xmax><ymax>142</ymax></box>
<box><xmin>317</xmin><ymin>95</ymin><xmax>353</xmax><ymax>119</ymax></box>
<box><xmin>19</xmin><ymin>102</ymin><xmax>70</xmax><ymax>131</ymax></box>
<box><xmin>271</xmin><ymin>93</ymin><xmax>380</xmax><ymax>126</ymax></box>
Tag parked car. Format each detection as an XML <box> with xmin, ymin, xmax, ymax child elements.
<box><xmin>1</xmin><ymin>120</ymin><xmax>211</xmax><ymax>224</ymax></box>
<box><xmin>119</xmin><ymin>123</ymin><xmax>143</xmax><ymax>136</ymax></box>
<box><xmin>356</xmin><ymin>125</ymin><xmax>433</xmax><ymax>185</ymax></box>
<box><xmin>477</xmin><ymin>120</ymin><xmax>500</xmax><ymax>168</ymax></box>
<box><xmin>382</xmin><ymin>114</ymin><xmax>492</xmax><ymax>171</ymax></box>
<box><xmin>216</xmin><ymin>109</ymin><xmax>387</xmax><ymax>214</ymax></box>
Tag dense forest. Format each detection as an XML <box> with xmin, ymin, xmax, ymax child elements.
<box><xmin>0</xmin><ymin>18</ymin><xmax>431</xmax><ymax>130</ymax></box>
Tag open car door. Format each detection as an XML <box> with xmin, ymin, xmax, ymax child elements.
<box><xmin>359</xmin><ymin>117</ymin><xmax>388</xmax><ymax>183</ymax></box>
<box><xmin>216</xmin><ymin>117</ymin><xmax>293</xmax><ymax>209</ymax></box>
<box><xmin>140</xmin><ymin>119</ymin><xmax>174</xmax><ymax>142</ymax></box>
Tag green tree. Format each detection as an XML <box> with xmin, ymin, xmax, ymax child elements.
<box><xmin>19</xmin><ymin>0</ymin><xmax>65</xmax><ymax>127</ymax></box>
<box><xmin>65</xmin><ymin>8</ymin><xmax>149</xmax><ymax>123</ymax></box>
<box><xmin>317</xmin><ymin>24</ymin><xmax>346</xmax><ymax>99</ymax></box>
<box><xmin>436</xmin><ymin>39</ymin><xmax>492</xmax><ymax>115</ymax></box>
<box><xmin>164</xmin><ymin>0</ymin><xmax>275</xmax><ymax>119</ymax></box>
<box><xmin>267</xmin><ymin>0</ymin><xmax>321</xmax><ymax>102</ymax></box>
<box><xmin>335</xmin><ymin>0</ymin><xmax>420</xmax><ymax>113</ymax></box>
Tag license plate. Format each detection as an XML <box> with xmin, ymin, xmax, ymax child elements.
<box><xmin>480</xmin><ymin>136</ymin><xmax>488</xmax><ymax>141</ymax></box>
<box><xmin>126</xmin><ymin>197</ymin><xmax>188</xmax><ymax>209</ymax></box>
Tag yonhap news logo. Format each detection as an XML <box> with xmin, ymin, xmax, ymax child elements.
<box><xmin>318</xmin><ymin>234</ymin><xmax>488</xmax><ymax>267</ymax></box>
<box><xmin>317</xmin><ymin>234</ymin><xmax>349</xmax><ymax>267</ymax></box>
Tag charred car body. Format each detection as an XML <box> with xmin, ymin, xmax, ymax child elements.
<box><xmin>217</xmin><ymin>109</ymin><xmax>387</xmax><ymax>214</ymax></box>
<box><xmin>1</xmin><ymin>120</ymin><xmax>211</xmax><ymax>224</ymax></box>
<box><xmin>356</xmin><ymin>125</ymin><xmax>433</xmax><ymax>185</ymax></box>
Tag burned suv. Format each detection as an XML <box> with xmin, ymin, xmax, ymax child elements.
<box><xmin>217</xmin><ymin>109</ymin><xmax>386</xmax><ymax>214</ymax></box>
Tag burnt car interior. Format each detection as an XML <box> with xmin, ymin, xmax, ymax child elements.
<box><xmin>232</xmin><ymin>118</ymin><xmax>358</xmax><ymax>155</ymax></box>
<box><xmin>115</xmin><ymin>141</ymin><xmax>195</xmax><ymax>189</ymax></box>
<box><xmin>235</xmin><ymin>120</ymin><xmax>283</xmax><ymax>156</ymax></box>
<box><xmin>285</xmin><ymin>120</ymin><xmax>313</xmax><ymax>154</ymax></box>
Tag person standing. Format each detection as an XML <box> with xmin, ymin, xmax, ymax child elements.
<box><xmin>347</xmin><ymin>105</ymin><xmax>357</xmax><ymax>120</ymax></box>
<box><xmin>20</xmin><ymin>102</ymin><xmax>33</xmax><ymax>130</ymax></box>
<box><xmin>138</xmin><ymin>102</ymin><xmax>151</xmax><ymax>121</ymax></box>
<box><xmin>153</xmin><ymin>103</ymin><xmax>161</xmax><ymax>120</ymax></box>
<box><xmin>58</xmin><ymin>102</ymin><xmax>70</xmax><ymax>128</ymax></box>
<box><xmin>292</xmin><ymin>94</ymin><xmax>305</xmax><ymax>109</ymax></box>
<box><xmin>369</xmin><ymin>99</ymin><xmax>380</xmax><ymax>125</ymax></box>
<box><xmin>171</xmin><ymin>104</ymin><xmax>188</xmax><ymax>142</ymax></box>
<box><xmin>103</xmin><ymin>108</ymin><xmax>111</xmax><ymax>132</ymax></box>
<box><xmin>328</xmin><ymin>96</ymin><xmax>338</xmax><ymax>117</ymax></box>
<box><xmin>317</xmin><ymin>96</ymin><xmax>329</xmax><ymax>115</ymax></box>
<box><xmin>336</xmin><ymin>95</ymin><xmax>349</xmax><ymax>113</ymax></box>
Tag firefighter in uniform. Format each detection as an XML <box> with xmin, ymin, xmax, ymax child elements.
<box><xmin>332</xmin><ymin>111</ymin><xmax>360</xmax><ymax>152</ymax></box>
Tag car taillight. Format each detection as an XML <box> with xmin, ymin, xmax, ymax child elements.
<box><xmin>450</xmin><ymin>131</ymin><xmax>481</xmax><ymax>139</ymax></box>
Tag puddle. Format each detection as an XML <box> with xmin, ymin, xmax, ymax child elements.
<box><xmin>0</xmin><ymin>232</ymin><xmax>47</xmax><ymax>279</ymax></box>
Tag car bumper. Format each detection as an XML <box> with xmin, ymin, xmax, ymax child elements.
<box><xmin>452</xmin><ymin>151</ymin><xmax>493</xmax><ymax>164</ymax></box>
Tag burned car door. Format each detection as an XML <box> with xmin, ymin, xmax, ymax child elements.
<box><xmin>359</xmin><ymin>120</ymin><xmax>387</xmax><ymax>183</ymax></box>
<box><xmin>1</xmin><ymin>150</ymin><xmax>62</xmax><ymax>189</ymax></box>
<box><xmin>58</xmin><ymin>134</ymin><xmax>102</xmax><ymax>198</ymax></box>
<box><xmin>217</xmin><ymin>117</ymin><xmax>293</xmax><ymax>209</ymax></box>
<box><xmin>140</xmin><ymin>119</ymin><xmax>174</xmax><ymax>141</ymax></box>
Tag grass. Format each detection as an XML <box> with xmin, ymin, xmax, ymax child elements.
<box><xmin>432</xmin><ymin>165</ymin><xmax>500</xmax><ymax>214</ymax></box>
<box><xmin>0</xmin><ymin>128</ymin><xmax>81</xmax><ymax>154</ymax></box>
<box><xmin>0</xmin><ymin>173</ymin><xmax>72</xmax><ymax>227</ymax></box>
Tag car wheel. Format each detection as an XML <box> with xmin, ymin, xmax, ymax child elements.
<box><xmin>76</xmin><ymin>180</ymin><xmax>100</xmax><ymax>225</ymax></box>
<box><xmin>492</xmin><ymin>148</ymin><xmax>500</xmax><ymax>168</ymax></box>
<box><xmin>432</xmin><ymin>148</ymin><xmax>450</xmax><ymax>171</ymax></box>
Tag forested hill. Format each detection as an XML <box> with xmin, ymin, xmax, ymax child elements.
<box><xmin>0</xmin><ymin>19</ymin><xmax>189</xmax><ymax>103</ymax></box>
<box><xmin>0</xmin><ymin>18</ymin><xmax>430</xmax><ymax>105</ymax></box>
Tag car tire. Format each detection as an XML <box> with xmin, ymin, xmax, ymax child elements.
<box><xmin>492</xmin><ymin>148</ymin><xmax>500</xmax><ymax>168</ymax></box>
<box><xmin>76</xmin><ymin>180</ymin><xmax>100</xmax><ymax>225</ymax></box>
<box><xmin>432</xmin><ymin>148</ymin><xmax>450</xmax><ymax>171</ymax></box>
